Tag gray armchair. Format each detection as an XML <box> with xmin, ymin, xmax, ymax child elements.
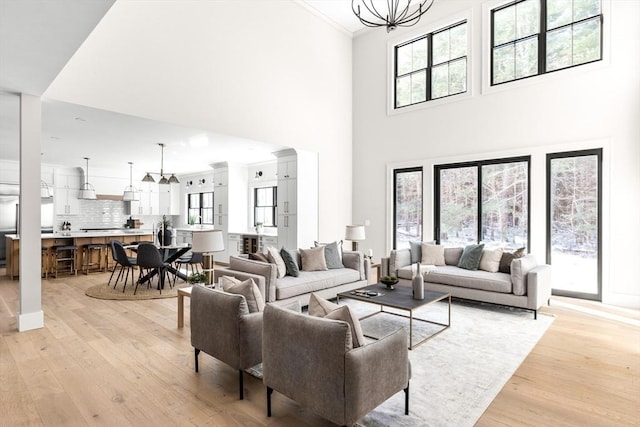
<box><xmin>190</xmin><ymin>285</ymin><xmax>263</xmax><ymax>400</ymax></box>
<box><xmin>262</xmin><ymin>304</ymin><xmax>410</xmax><ymax>426</ymax></box>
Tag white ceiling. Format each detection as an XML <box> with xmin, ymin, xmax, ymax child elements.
<box><xmin>0</xmin><ymin>0</ymin><xmax>368</xmax><ymax>174</ymax></box>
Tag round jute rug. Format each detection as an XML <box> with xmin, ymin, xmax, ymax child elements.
<box><xmin>85</xmin><ymin>281</ymin><xmax>189</xmax><ymax>300</ymax></box>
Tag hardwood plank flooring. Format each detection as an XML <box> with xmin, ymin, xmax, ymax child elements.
<box><xmin>0</xmin><ymin>270</ymin><xmax>638</xmax><ymax>426</ymax></box>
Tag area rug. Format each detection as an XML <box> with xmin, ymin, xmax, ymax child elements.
<box><xmin>344</xmin><ymin>298</ymin><xmax>555</xmax><ymax>427</ymax></box>
<box><xmin>85</xmin><ymin>281</ymin><xmax>189</xmax><ymax>300</ymax></box>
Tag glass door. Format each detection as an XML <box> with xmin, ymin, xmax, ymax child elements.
<box><xmin>547</xmin><ymin>149</ymin><xmax>602</xmax><ymax>300</ymax></box>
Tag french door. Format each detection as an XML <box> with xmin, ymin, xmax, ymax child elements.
<box><xmin>546</xmin><ymin>149</ymin><xmax>602</xmax><ymax>300</ymax></box>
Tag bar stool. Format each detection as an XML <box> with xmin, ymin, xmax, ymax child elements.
<box><xmin>82</xmin><ymin>243</ymin><xmax>108</xmax><ymax>274</ymax></box>
<box><xmin>41</xmin><ymin>247</ymin><xmax>51</xmax><ymax>279</ymax></box>
<box><xmin>53</xmin><ymin>244</ymin><xmax>78</xmax><ymax>278</ymax></box>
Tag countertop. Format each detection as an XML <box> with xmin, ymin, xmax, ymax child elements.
<box><xmin>5</xmin><ymin>230</ymin><xmax>153</xmax><ymax>240</ymax></box>
<box><xmin>228</xmin><ymin>230</ymin><xmax>278</xmax><ymax>237</ymax></box>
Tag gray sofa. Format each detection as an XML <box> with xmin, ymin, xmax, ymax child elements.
<box><xmin>381</xmin><ymin>248</ymin><xmax>552</xmax><ymax>318</ymax></box>
<box><xmin>214</xmin><ymin>250</ymin><xmax>368</xmax><ymax>307</ymax></box>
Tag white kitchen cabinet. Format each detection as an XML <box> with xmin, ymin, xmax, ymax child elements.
<box><xmin>54</xmin><ymin>168</ymin><xmax>81</xmax><ymax>215</ymax></box>
<box><xmin>275</xmin><ymin>150</ymin><xmax>317</xmax><ymax>249</ymax></box>
<box><xmin>176</xmin><ymin>230</ymin><xmax>193</xmax><ymax>246</ymax></box>
<box><xmin>131</xmin><ymin>183</ymin><xmax>160</xmax><ymax>215</ymax></box>
<box><xmin>228</xmin><ymin>233</ymin><xmax>243</xmax><ymax>258</ymax></box>
<box><xmin>159</xmin><ymin>183</ymin><xmax>180</xmax><ymax>215</ymax></box>
<box><xmin>259</xmin><ymin>235</ymin><xmax>278</xmax><ymax>252</ymax></box>
<box><xmin>214</xmin><ymin>185</ymin><xmax>228</xmax><ymax>216</ymax></box>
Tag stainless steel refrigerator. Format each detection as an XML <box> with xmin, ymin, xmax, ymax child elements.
<box><xmin>0</xmin><ymin>183</ymin><xmax>54</xmax><ymax>266</ymax></box>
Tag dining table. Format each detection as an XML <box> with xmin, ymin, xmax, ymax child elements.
<box><xmin>133</xmin><ymin>244</ymin><xmax>192</xmax><ymax>289</ymax></box>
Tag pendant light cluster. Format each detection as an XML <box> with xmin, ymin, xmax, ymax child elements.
<box><xmin>122</xmin><ymin>161</ymin><xmax>139</xmax><ymax>201</ymax></box>
<box><xmin>78</xmin><ymin>157</ymin><xmax>97</xmax><ymax>200</ymax></box>
<box><xmin>141</xmin><ymin>143</ymin><xmax>180</xmax><ymax>185</ymax></box>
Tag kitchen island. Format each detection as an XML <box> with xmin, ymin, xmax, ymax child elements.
<box><xmin>5</xmin><ymin>230</ymin><xmax>153</xmax><ymax>279</ymax></box>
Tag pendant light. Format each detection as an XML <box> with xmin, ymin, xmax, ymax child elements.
<box><xmin>79</xmin><ymin>157</ymin><xmax>97</xmax><ymax>200</ymax></box>
<box><xmin>123</xmin><ymin>161</ymin><xmax>139</xmax><ymax>201</ymax></box>
<box><xmin>40</xmin><ymin>180</ymin><xmax>52</xmax><ymax>198</ymax></box>
<box><xmin>142</xmin><ymin>143</ymin><xmax>180</xmax><ymax>185</ymax></box>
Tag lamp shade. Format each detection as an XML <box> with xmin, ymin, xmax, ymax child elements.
<box><xmin>345</xmin><ymin>225</ymin><xmax>366</xmax><ymax>241</ymax></box>
<box><xmin>192</xmin><ymin>229</ymin><xmax>224</xmax><ymax>253</ymax></box>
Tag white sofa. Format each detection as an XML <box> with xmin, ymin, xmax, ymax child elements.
<box><xmin>381</xmin><ymin>247</ymin><xmax>552</xmax><ymax>319</ymax></box>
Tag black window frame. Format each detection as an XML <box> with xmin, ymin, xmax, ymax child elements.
<box><xmin>253</xmin><ymin>186</ymin><xmax>277</xmax><ymax>228</ymax></box>
<box><xmin>187</xmin><ymin>191</ymin><xmax>213</xmax><ymax>225</ymax></box>
<box><xmin>394</xmin><ymin>20</ymin><xmax>468</xmax><ymax>109</ymax></box>
<box><xmin>434</xmin><ymin>156</ymin><xmax>531</xmax><ymax>249</ymax></box>
<box><xmin>491</xmin><ymin>0</ymin><xmax>604</xmax><ymax>86</ymax></box>
<box><xmin>393</xmin><ymin>166</ymin><xmax>424</xmax><ymax>249</ymax></box>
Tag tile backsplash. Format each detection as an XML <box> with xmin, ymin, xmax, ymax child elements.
<box><xmin>56</xmin><ymin>200</ymin><xmax>131</xmax><ymax>231</ymax></box>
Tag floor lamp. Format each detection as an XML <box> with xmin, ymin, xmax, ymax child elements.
<box><xmin>345</xmin><ymin>225</ymin><xmax>366</xmax><ymax>251</ymax></box>
<box><xmin>191</xmin><ymin>230</ymin><xmax>225</xmax><ymax>286</ymax></box>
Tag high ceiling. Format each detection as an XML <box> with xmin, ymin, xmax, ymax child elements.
<box><xmin>0</xmin><ymin>0</ymin><xmax>366</xmax><ymax>174</ymax></box>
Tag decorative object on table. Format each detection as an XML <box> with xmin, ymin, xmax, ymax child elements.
<box><xmin>122</xmin><ymin>161</ymin><xmax>139</xmax><ymax>201</ymax></box>
<box><xmin>380</xmin><ymin>275</ymin><xmax>399</xmax><ymax>290</ymax></box>
<box><xmin>345</xmin><ymin>224</ymin><xmax>366</xmax><ymax>251</ymax></box>
<box><xmin>141</xmin><ymin>142</ymin><xmax>180</xmax><ymax>184</ymax></box>
<box><xmin>157</xmin><ymin>215</ymin><xmax>172</xmax><ymax>246</ymax></box>
<box><xmin>192</xmin><ymin>229</ymin><xmax>225</xmax><ymax>286</ymax></box>
<box><xmin>412</xmin><ymin>262</ymin><xmax>424</xmax><ymax>300</ymax></box>
<box><xmin>255</xmin><ymin>222</ymin><xmax>264</xmax><ymax>234</ymax></box>
<box><xmin>352</xmin><ymin>0</ymin><xmax>435</xmax><ymax>33</ymax></box>
<box><xmin>79</xmin><ymin>157</ymin><xmax>97</xmax><ymax>199</ymax></box>
<box><xmin>187</xmin><ymin>272</ymin><xmax>207</xmax><ymax>286</ymax></box>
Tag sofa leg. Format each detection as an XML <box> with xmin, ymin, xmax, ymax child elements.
<box><xmin>404</xmin><ymin>382</ymin><xmax>410</xmax><ymax>415</ymax></box>
<box><xmin>239</xmin><ymin>370</ymin><xmax>244</xmax><ymax>400</ymax></box>
<box><xmin>194</xmin><ymin>348</ymin><xmax>200</xmax><ymax>372</ymax></box>
<box><xmin>267</xmin><ymin>386</ymin><xmax>273</xmax><ymax>417</ymax></box>
<box><xmin>534</xmin><ymin>310</ymin><xmax>538</xmax><ymax>320</ymax></box>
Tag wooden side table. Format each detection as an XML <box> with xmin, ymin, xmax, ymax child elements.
<box><xmin>177</xmin><ymin>286</ymin><xmax>193</xmax><ymax>328</ymax></box>
<box><xmin>370</xmin><ymin>262</ymin><xmax>381</xmax><ymax>284</ymax></box>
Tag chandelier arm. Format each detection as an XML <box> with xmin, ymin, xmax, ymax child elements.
<box><xmin>396</xmin><ymin>1</ymin><xmax>434</xmax><ymax>27</ymax></box>
<box><xmin>355</xmin><ymin>1</ymin><xmax>385</xmax><ymax>22</ymax></box>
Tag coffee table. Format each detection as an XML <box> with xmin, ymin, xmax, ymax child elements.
<box><xmin>337</xmin><ymin>284</ymin><xmax>450</xmax><ymax>350</ymax></box>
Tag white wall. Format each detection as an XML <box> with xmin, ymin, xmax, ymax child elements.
<box><xmin>44</xmin><ymin>1</ymin><xmax>353</xmax><ymax>243</ymax></box>
<box><xmin>352</xmin><ymin>0</ymin><xmax>640</xmax><ymax>307</ymax></box>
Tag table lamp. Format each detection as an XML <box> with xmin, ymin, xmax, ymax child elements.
<box><xmin>191</xmin><ymin>229</ymin><xmax>224</xmax><ymax>286</ymax></box>
<box><xmin>345</xmin><ymin>225</ymin><xmax>366</xmax><ymax>251</ymax></box>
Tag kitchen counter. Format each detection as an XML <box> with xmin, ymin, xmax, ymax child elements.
<box><xmin>5</xmin><ymin>230</ymin><xmax>153</xmax><ymax>279</ymax></box>
<box><xmin>229</xmin><ymin>230</ymin><xmax>278</xmax><ymax>237</ymax></box>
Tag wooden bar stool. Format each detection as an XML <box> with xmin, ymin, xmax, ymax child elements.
<box><xmin>82</xmin><ymin>243</ymin><xmax>108</xmax><ymax>274</ymax></box>
<box><xmin>41</xmin><ymin>247</ymin><xmax>51</xmax><ymax>279</ymax></box>
<box><xmin>53</xmin><ymin>244</ymin><xmax>78</xmax><ymax>278</ymax></box>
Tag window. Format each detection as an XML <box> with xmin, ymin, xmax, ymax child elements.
<box><xmin>254</xmin><ymin>186</ymin><xmax>277</xmax><ymax>227</ymax></box>
<box><xmin>393</xmin><ymin>167</ymin><xmax>423</xmax><ymax>249</ymax></box>
<box><xmin>395</xmin><ymin>21</ymin><xmax>467</xmax><ymax>108</ymax></box>
<box><xmin>435</xmin><ymin>157</ymin><xmax>530</xmax><ymax>249</ymax></box>
<box><xmin>492</xmin><ymin>0</ymin><xmax>602</xmax><ymax>85</ymax></box>
<box><xmin>188</xmin><ymin>192</ymin><xmax>213</xmax><ymax>225</ymax></box>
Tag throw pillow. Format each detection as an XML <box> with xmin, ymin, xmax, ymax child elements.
<box><xmin>457</xmin><ymin>244</ymin><xmax>485</xmax><ymax>270</ymax></box>
<box><xmin>299</xmin><ymin>246</ymin><xmax>328</xmax><ymax>272</ymax></box>
<box><xmin>248</xmin><ymin>252</ymin><xmax>270</xmax><ymax>263</ymax></box>
<box><xmin>479</xmin><ymin>247</ymin><xmax>504</xmax><ymax>273</ymax></box>
<box><xmin>314</xmin><ymin>241</ymin><xmax>344</xmax><ymax>269</ymax></box>
<box><xmin>324</xmin><ymin>305</ymin><xmax>367</xmax><ymax>348</ymax></box>
<box><xmin>224</xmin><ymin>278</ymin><xmax>265</xmax><ymax>313</ymax></box>
<box><xmin>308</xmin><ymin>292</ymin><xmax>339</xmax><ymax>317</ymax></box>
<box><xmin>219</xmin><ymin>275</ymin><xmax>241</xmax><ymax>290</ymax></box>
<box><xmin>409</xmin><ymin>241</ymin><xmax>422</xmax><ymax>264</ymax></box>
<box><xmin>266</xmin><ymin>246</ymin><xmax>287</xmax><ymax>278</ymax></box>
<box><xmin>498</xmin><ymin>247</ymin><xmax>526</xmax><ymax>273</ymax></box>
<box><xmin>444</xmin><ymin>247</ymin><xmax>464</xmax><ymax>265</ymax></box>
<box><xmin>280</xmin><ymin>247</ymin><xmax>300</xmax><ymax>277</ymax></box>
<box><xmin>421</xmin><ymin>243</ymin><xmax>445</xmax><ymax>266</ymax></box>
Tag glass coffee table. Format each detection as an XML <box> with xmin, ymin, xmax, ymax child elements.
<box><xmin>337</xmin><ymin>284</ymin><xmax>451</xmax><ymax>350</ymax></box>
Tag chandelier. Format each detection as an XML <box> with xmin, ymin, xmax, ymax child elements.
<box><xmin>352</xmin><ymin>0</ymin><xmax>435</xmax><ymax>32</ymax></box>
<box><xmin>141</xmin><ymin>143</ymin><xmax>180</xmax><ymax>185</ymax></box>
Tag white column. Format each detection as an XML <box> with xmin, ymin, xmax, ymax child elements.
<box><xmin>18</xmin><ymin>94</ymin><xmax>44</xmax><ymax>332</ymax></box>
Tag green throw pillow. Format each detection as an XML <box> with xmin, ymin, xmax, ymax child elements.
<box><xmin>457</xmin><ymin>243</ymin><xmax>485</xmax><ymax>270</ymax></box>
<box><xmin>280</xmin><ymin>247</ymin><xmax>300</xmax><ymax>277</ymax></box>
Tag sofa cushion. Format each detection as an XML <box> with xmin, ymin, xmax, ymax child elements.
<box><xmin>280</xmin><ymin>247</ymin><xmax>300</xmax><ymax>277</ymax></box>
<box><xmin>511</xmin><ymin>254</ymin><xmax>538</xmax><ymax>296</ymax></box>
<box><xmin>426</xmin><ymin>266</ymin><xmax>512</xmax><ymax>293</ymax></box>
<box><xmin>499</xmin><ymin>247</ymin><xmax>525</xmax><ymax>273</ymax></box>
<box><xmin>249</xmin><ymin>252</ymin><xmax>270</xmax><ymax>263</ymax></box>
<box><xmin>457</xmin><ymin>244</ymin><xmax>485</xmax><ymax>270</ymax></box>
<box><xmin>223</xmin><ymin>278</ymin><xmax>265</xmax><ymax>313</ymax></box>
<box><xmin>314</xmin><ymin>241</ymin><xmax>344</xmax><ymax>269</ymax></box>
<box><xmin>276</xmin><ymin>269</ymin><xmax>361</xmax><ymax>301</ymax></box>
<box><xmin>324</xmin><ymin>305</ymin><xmax>366</xmax><ymax>348</ymax></box>
<box><xmin>300</xmin><ymin>246</ymin><xmax>328</xmax><ymax>272</ymax></box>
<box><xmin>409</xmin><ymin>241</ymin><xmax>422</xmax><ymax>264</ymax></box>
<box><xmin>444</xmin><ymin>247</ymin><xmax>463</xmax><ymax>266</ymax></box>
<box><xmin>421</xmin><ymin>243</ymin><xmax>445</xmax><ymax>266</ymax></box>
<box><xmin>267</xmin><ymin>246</ymin><xmax>287</xmax><ymax>278</ymax></box>
<box><xmin>479</xmin><ymin>247</ymin><xmax>504</xmax><ymax>273</ymax></box>
<box><xmin>308</xmin><ymin>292</ymin><xmax>339</xmax><ymax>317</ymax></box>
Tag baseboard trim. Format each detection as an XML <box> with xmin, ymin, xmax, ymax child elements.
<box><xmin>17</xmin><ymin>310</ymin><xmax>44</xmax><ymax>332</ymax></box>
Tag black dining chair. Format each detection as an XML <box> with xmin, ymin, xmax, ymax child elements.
<box><xmin>109</xmin><ymin>240</ymin><xmax>138</xmax><ymax>292</ymax></box>
<box><xmin>174</xmin><ymin>251</ymin><xmax>203</xmax><ymax>281</ymax></box>
<box><xmin>136</xmin><ymin>243</ymin><xmax>172</xmax><ymax>295</ymax></box>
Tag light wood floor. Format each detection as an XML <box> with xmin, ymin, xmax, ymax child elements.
<box><xmin>1</xmin><ymin>270</ymin><xmax>638</xmax><ymax>426</ymax></box>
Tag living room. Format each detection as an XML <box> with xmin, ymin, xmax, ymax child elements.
<box><xmin>1</xmin><ymin>0</ymin><xmax>638</xmax><ymax>425</ymax></box>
